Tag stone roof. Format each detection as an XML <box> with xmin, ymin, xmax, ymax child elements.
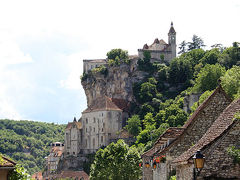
<box><xmin>183</xmin><ymin>85</ymin><xmax>231</xmax><ymax>129</ymax></box>
<box><xmin>0</xmin><ymin>155</ymin><xmax>16</xmax><ymax>168</ymax></box>
<box><xmin>142</xmin><ymin>127</ymin><xmax>184</xmax><ymax>157</ymax></box>
<box><xmin>83</xmin><ymin>96</ymin><xmax>122</xmax><ymax>113</ymax></box>
<box><xmin>53</xmin><ymin>171</ymin><xmax>89</xmax><ymax>180</ymax></box>
<box><xmin>153</xmin><ymin>85</ymin><xmax>231</xmax><ymax>156</ymax></box>
<box><xmin>66</xmin><ymin>121</ymin><xmax>82</xmax><ymax>130</ymax></box>
<box><xmin>173</xmin><ymin>98</ymin><xmax>240</xmax><ymax>164</ymax></box>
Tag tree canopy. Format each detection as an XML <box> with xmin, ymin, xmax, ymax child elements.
<box><xmin>90</xmin><ymin>139</ymin><xmax>142</xmax><ymax>180</ymax></box>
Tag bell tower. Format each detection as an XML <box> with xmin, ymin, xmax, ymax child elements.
<box><xmin>168</xmin><ymin>22</ymin><xmax>176</xmax><ymax>59</ymax></box>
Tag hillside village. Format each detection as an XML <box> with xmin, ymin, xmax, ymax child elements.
<box><xmin>1</xmin><ymin>22</ymin><xmax>240</xmax><ymax>180</ymax></box>
<box><xmin>36</xmin><ymin>23</ymin><xmax>240</xmax><ymax>180</ymax></box>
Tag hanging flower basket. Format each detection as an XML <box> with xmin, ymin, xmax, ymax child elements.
<box><xmin>160</xmin><ymin>155</ymin><xmax>166</xmax><ymax>163</ymax></box>
<box><xmin>155</xmin><ymin>157</ymin><xmax>160</xmax><ymax>163</ymax></box>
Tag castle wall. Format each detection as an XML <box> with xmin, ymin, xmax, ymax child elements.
<box><xmin>138</xmin><ymin>49</ymin><xmax>173</xmax><ymax>63</ymax></box>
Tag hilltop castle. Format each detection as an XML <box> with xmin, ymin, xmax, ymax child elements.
<box><xmin>64</xmin><ymin>23</ymin><xmax>177</xmax><ymax>157</ymax></box>
<box><xmin>83</xmin><ymin>22</ymin><xmax>176</xmax><ymax>73</ymax></box>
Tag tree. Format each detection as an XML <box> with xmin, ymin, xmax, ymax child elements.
<box><xmin>126</xmin><ymin>115</ymin><xmax>142</xmax><ymax>137</ymax></box>
<box><xmin>178</xmin><ymin>40</ymin><xmax>187</xmax><ymax>54</ymax></box>
<box><xmin>107</xmin><ymin>49</ymin><xmax>129</xmax><ymax>65</ymax></box>
<box><xmin>9</xmin><ymin>164</ymin><xmax>30</xmax><ymax>180</ymax></box>
<box><xmin>221</xmin><ymin>66</ymin><xmax>240</xmax><ymax>99</ymax></box>
<box><xmin>192</xmin><ymin>64</ymin><xmax>226</xmax><ymax>92</ymax></box>
<box><xmin>90</xmin><ymin>140</ymin><xmax>142</xmax><ymax>180</ymax></box>
<box><xmin>200</xmin><ymin>48</ymin><xmax>220</xmax><ymax>65</ymax></box>
<box><xmin>188</xmin><ymin>35</ymin><xmax>205</xmax><ymax>51</ymax></box>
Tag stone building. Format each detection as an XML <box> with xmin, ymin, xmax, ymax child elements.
<box><xmin>45</xmin><ymin>142</ymin><xmax>64</xmax><ymax>176</ymax></box>
<box><xmin>138</xmin><ymin>22</ymin><xmax>176</xmax><ymax>63</ymax></box>
<box><xmin>65</xmin><ymin>119</ymin><xmax>82</xmax><ymax>156</ymax></box>
<box><xmin>64</xmin><ymin>96</ymin><xmax>130</xmax><ymax>156</ymax></box>
<box><xmin>142</xmin><ymin>85</ymin><xmax>232</xmax><ymax>180</ymax></box>
<box><xmin>83</xmin><ymin>59</ymin><xmax>107</xmax><ymax>73</ymax></box>
<box><xmin>173</xmin><ymin>98</ymin><xmax>240</xmax><ymax>180</ymax></box>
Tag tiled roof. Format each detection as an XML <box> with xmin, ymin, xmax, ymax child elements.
<box><xmin>173</xmin><ymin>98</ymin><xmax>240</xmax><ymax>164</ymax></box>
<box><xmin>111</xmin><ymin>98</ymin><xmax>130</xmax><ymax>112</ymax></box>
<box><xmin>142</xmin><ymin>127</ymin><xmax>184</xmax><ymax>157</ymax></box>
<box><xmin>83</xmin><ymin>96</ymin><xmax>122</xmax><ymax>113</ymax></box>
<box><xmin>153</xmin><ymin>85</ymin><xmax>231</xmax><ymax>156</ymax></box>
<box><xmin>66</xmin><ymin>121</ymin><xmax>82</xmax><ymax>130</ymax></box>
<box><xmin>0</xmin><ymin>155</ymin><xmax>16</xmax><ymax>167</ymax></box>
<box><xmin>183</xmin><ymin>85</ymin><xmax>231</xmax><ymax>129</ymax></box>
<box><xmin>53</xmin><ymin>170</ymin><xmax>89</xmax><ymax>180</ymax></box>
<box><xmin>51</xmin><ymin>147</ymin><xmax>64</xmax><ymax>157</ymax></box>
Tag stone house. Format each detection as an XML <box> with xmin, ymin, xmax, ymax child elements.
<box><xmin>173</xmin><ymin>98</ymin><xmax>240</xmax><ymax>180</ymax></box>
<box><xmin>138</xmin><ymin>22</ymin><xmax>176</xmax><ymax>63</ymax></box>
<box><xmin>45</xmin><ymin>142</ymin><xmax>64</xmax><ymax>176</ymax></box>
<box><xmin>51</xmin><ymin>170</ymin><xmax>89</xmax><ymax>180</ymax></box>
<box><xmin>0</xmin><ymin>155</ymin><xmax>16</xmax><ymax>180</ymax></box>
<box><xmin>142</xmin><ymin>85</ymin><xmax>232</xmax><ymax>180</ymax></box>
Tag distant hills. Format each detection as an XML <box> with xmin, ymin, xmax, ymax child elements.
<box><xmin>0</xmin><ymin>119</ymin><xmax>65</xmax><ymax>174</ymax></box>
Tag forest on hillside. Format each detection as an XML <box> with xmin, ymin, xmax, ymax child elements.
<box><xmin>0</xmin><ymin>119</ymin><xmax>65</xmax><ymax>174</ymax></box>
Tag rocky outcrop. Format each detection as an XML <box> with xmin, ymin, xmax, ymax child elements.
<box><xmin>82</xmin><ymin>57</ymin><xmax>148</xmax><ymax>107</ymax></box>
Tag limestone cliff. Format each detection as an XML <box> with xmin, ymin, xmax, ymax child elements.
<box><xmin>81</xmin><ymin>57</ymin><xmax>148</xmax><ymax>107</ymax></box>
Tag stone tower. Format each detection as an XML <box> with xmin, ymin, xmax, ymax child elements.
<box><xmin>168</xmin><ymin>22</ymin><xmax>176</xmax><ymax>60</ymax></box>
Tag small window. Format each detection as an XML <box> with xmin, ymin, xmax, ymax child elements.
<box><xmin>73</xmin><ymin>152</ymin><xmax>75</xmax><ymax>155</ymax></box>
<box><xmin>86</xmin><ymin>118</ymin><xmax>88</xmax><ymax>124</ymax></box>
<box><xmin>101</xmin><ymin>136</ymin><xmax>103</xmax><ymax>143</ymax></box>
<box><xmin>85</xmin><ymin>139</ymin><xmax>87</xmax><ymax>146</ymax></box>
<box><xmin>102</xmin><ymin>128</ymin><xmax>103</xmax><ymax>132</ymax></box>
<box><xmin>86</xmin><ymin>128</ymin><xmax>87</xmax><ymax>132</ymax></box>
<box><xmin>102</xmin><ymin>113</ymin><xmax>103</xmax><ymax>117</ymax></box>
<box><xmin>93</xmin><ymin>127</ymin><xmax>95</xmax><ymax>132</ymax></box>
<box><xmin>94</xmin><ymin>118</ymin><xmax>96</xmax><ymax>123</ymax></box>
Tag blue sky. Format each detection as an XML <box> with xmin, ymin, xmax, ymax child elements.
<box><xmin>0</xmin><ymin>0</ymin><xmax>239</xmax><ymax>124</ymax></box>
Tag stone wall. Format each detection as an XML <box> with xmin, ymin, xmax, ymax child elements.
<box><xmin>81</xmin><ymin>110</ymin><xmax>122</xmax><ymax>153</ymax></box>
<box><xmin>183</xmin><ymin>93</ymin><xmax>202</xmax><ymax>113</ymax></box>
<box><xmin>176</xmin><ymin>163</ymin><xmax>193</xmax><ymax>180</ymax></box>
<box><xmin>153</xmin><ymin>163</ymin><xmax>167</xmax><ymax>180</ymax></box>
<box><xmin>138</xmin><ymin>49</ymin><xmax>173</xmax><ymax>63</ymax></box>
<box><xmin>199</xmin><ymin>121</ymin><xmax>240</xmax><ymax>179</ymax></box>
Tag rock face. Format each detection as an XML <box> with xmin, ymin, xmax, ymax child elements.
<box><xmin>81</xmin><ymin>58</ymin><xmax>147</xmax><ymax>107</ymax></box>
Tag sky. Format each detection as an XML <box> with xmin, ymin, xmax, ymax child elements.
<box><xmin>0</xmin><ymin>0</ymin><xmax>239</xmax><ymax>124</ymax></box>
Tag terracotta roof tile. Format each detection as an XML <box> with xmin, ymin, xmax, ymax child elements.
<box><xmin>32</xmin><ymin>172</ymin><xmax>43</xmax><ymax>180</ymax></box>
<box><xmin>173</xmin><ymin>98</ymin><xmax>240</xmax><ymax>164</ymax></box>
<box><xmin>83</xmin><ymin>96</ymin><xmax>122</xmax><ymax>113</ymax></box>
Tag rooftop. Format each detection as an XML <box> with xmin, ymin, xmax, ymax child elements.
<box><xmin>173</xmin><ymin>98</ymin><xmax>240</xmax><ymax>164</ymax></box>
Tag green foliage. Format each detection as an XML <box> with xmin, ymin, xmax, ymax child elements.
<box><xmin>192</xmin><ymin>64</ymin><xmax>226</xmax><ymax>92</ymax></box>
<box><xmin>107</xmin><ymin>49</ymin><xmax>129</xmax><ymax>66</ymax></box>
<box><xmin>0</xmin><ymin>119</ymin><xmax>65</xmax><ymax>175</ymax></box>
<box><xmin>80</xmin><ymin>72</ymin><xmax>89</xmax><ymax>82</ymax></box>
<box><xmin>200</xmin><ymin>48</ymin><xmax>221</xmax><ymax>65</ymax></box>
<box><xmin>169</xmin><ymin>176</ymin><xmax>176</xmax><ymax>180</ymax></box>
<box><xmin>191</xmin><ymin>90</ymin><xmax>214</xmax><ymax>113</ymax></box>
<box><xmin>221</xmin><ymin>66</ymin><xmax>240</xmax><ymax>99</ymax></box>
<box><xmin>218</xmin><ymin>43</ymin><xmax>240</xmax><ymax>69</ymax></box>
<box><xmin>227</xmin><ymin>146</ymin><xmax>240</xmax><ymax>164</ymax></box>
<box><xmin>90</xmin><ymin>139</ymin><xmax>142</xmax><ymax>180</ymax></box>
<box><xmin>91</xmin><ymin>65</ymin><xmax>108</xmax><ymax>76</ymax></box>
<box><xmin>188</xmin><ymin>35</ymin><xmax>205</xmax><ymax>51</ymax></box>
<box><xmin>9</xmin><ymin>164</ymin><xmax>30</xmax><ymax>180</ymax></box>
<box><xmin>126</xmin><ymin>115</ymin><xmax>142</xmax><ymax>137</ymax></box>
